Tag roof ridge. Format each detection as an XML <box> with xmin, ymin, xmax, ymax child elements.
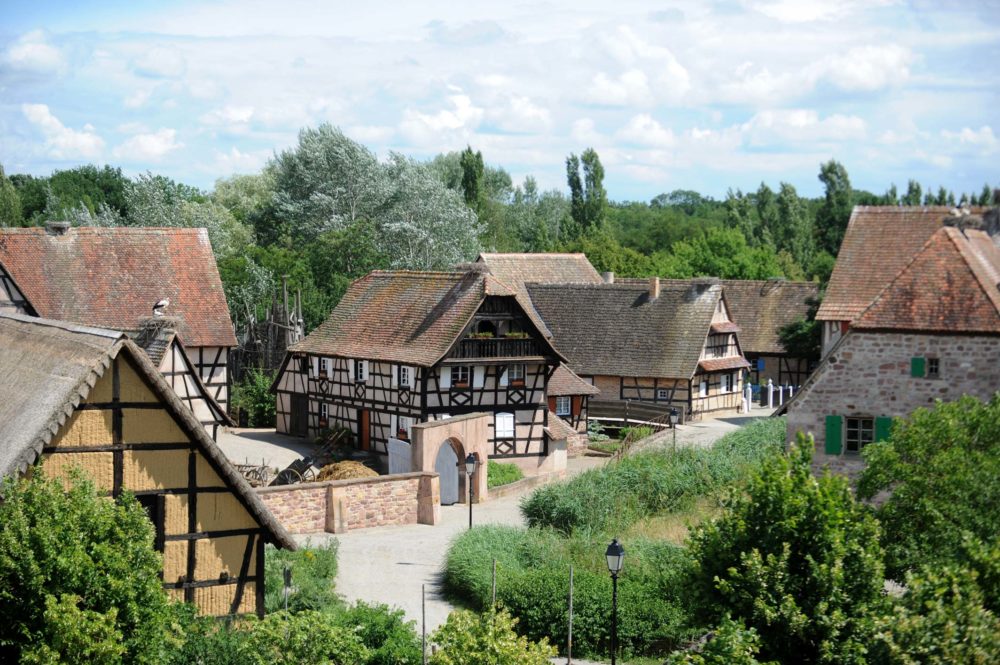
<box><xmin>0</xmin><ymin>312</ymin><xmax>124</xmax><ymax>339</ymax></box>
<box><xmin>946</xmin><ymin>228</ymin><xmax>1000</xmax><ymax>315</ymax></box>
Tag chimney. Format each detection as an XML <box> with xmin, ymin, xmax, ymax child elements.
<box><xmin>45</xmin><ymin>221</ymin><xmax>71</xmax><ymax>236</ymax></box>
<box><xmin>649</xmin><ymin>276</ymin><xmax>660</xmax><ymax>300</ymax></box>
<box><xmin>602</xmin><ymin>271</ymin><xmax>615</xmax><ymax>284</ymax></box>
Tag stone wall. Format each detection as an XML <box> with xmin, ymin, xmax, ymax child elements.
<box><xmin>787</xmin><ymin>331</ymin><xmax>1000</xmax><ymax>474</ymax></box>
<box><xmin>257</xmin><ymin>472</ymin><xmax>440</xmax><ymax>535</ymax></box>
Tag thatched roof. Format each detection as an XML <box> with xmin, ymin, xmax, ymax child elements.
<box><xmin>0</xmin><ymin>313</ymin><xmax>293</xmax><ymax>549</ymax></box>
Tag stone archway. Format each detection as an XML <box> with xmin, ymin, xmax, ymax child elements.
<box><xmin>435</xmin><ymin>438</ymin><xmax>461</xmax><ymax>505</ymax></box>
<box><xmin>411</xmin><ymin>414</ymin><xmax>490</xmax><ymax>505</ymax></box>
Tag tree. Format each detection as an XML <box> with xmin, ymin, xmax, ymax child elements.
<box><xmin>663</xmin><ymin>227</ymin><xmax>787</xmax><ymax>280</ymax></box>
<box><xmin>815</xmin><ymin>160</ymin><xmax>853</xmax><ymax>255</ymax></box>
<box><xmin>724</xmin><ymin>189</ymin><xmax>756</xmax><ymax>245</ymax></box>
<box><xmin>0</xmin><ymin>471</ymin><xmax>172</xmax><ymax>664</ymax></box>
<box><xmin>664</xmin><ymin>617</ymin><xmax>772</xmax><ymax>665</ymax></box>
<box><xmin>687</xmin><ymin>435</ymin><xmax>886</xmax><ymax>664</ymax></box>
<box><xmin>459</xmin><ymin>146</ymin><xmax>485</xmax><ymax>211</ymax></box>
<box><xmin>8</xmin><ymin>174</ymin><xmax>49</xmax><ymax>223</ymax></box>
<box><xmin>902</xmin><ymin>180</ymin><xmax>922</xmax><ymax>206</ymax></box>
<box><xmin>777</xmin><ymin>297</ymin><xmax>821</xmax><ymax>360</ymax></box>
<box><xmin>430</xmin><ymin>609</ymin><xmax>556</xmax><ymax>665</ymax></box>
<box><xmin>565</xmin><ymin>153</ymin><xmax>584</xmax><ymax>234</ymax></box>
<box><xmin>858</xmin><ymin>394</ymin><xmax>1000</xmax><ymax>579</ymax></box>
<box><xmin>754</xmin><ymin>183</ymin><xmax>778</xmax><ymax>247</ymax></box>
<box><xmin>0</xmin><ymin>164</ymin><xmax>23</xmax><ymax>226</ymax></box>
<box><xmin>581</xmin><ymin>148</ymin><xmax>608</xmax><ymax>231</ymax></box>
<box><xmin>775</xmin><ymin>182</ymin><xmax>812</xmax><ymax>268</ymax></box>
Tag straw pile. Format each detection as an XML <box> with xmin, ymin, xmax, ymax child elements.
<box><xmin>315</xmin><ymin>461</ymin><xmax>379</xmax><ymax>481</ymax></box>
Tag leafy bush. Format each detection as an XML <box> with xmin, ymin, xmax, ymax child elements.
<box><xmin>0</xmin><ymin>471</ymin><xmax>172</xmax><ymax>664</ymax></box>
<box><xmin>244</xmin><ymin>610</ymin><xmax>369</xmax><ymax>665</ymax></box>
<box><xmin>443</xmin><ymin>525</ymin><xmax>694</xmax><ymax>658</ymax></box>
<box><xmin>858</xmin><ymin>394</ymin><xmax>1000</xmax><ymax>579</ymax></box>
<box><xmin>264</xmin><ymin>540</ymin><xmax>341</xmax><ymax>613</ymax></box>
<box><xmin>620</xmin><ymin>425</ymin><xmax>654</xmax><ymax>441</ymax></box>
<box><xmin>231</xmin><ymin>368</ymin><xmax>277</xmax><ymax>427</ymax></box>
<box><xmin>332</xmin><ymin>601</ymin><xmax>422</xmax><ymax>665</ymax></box>
<box><xmin>430</xmin><ymin>609</ymin><xmax>556</xmax><ymax>665</ymax></box>
<box><xmin>687</xmin><ymin>435</ymin><xmax>886</xmax><ymax>664</ymax></box>
<box><xmin>664</xmin><ymin>617</ymin><xmax>771</xmax><ymax>665</ymax></box>
<box><xmin>487</xmin><ymin>461</ymin><xmax>524</xmax><ymax>489</ymax></box>
<box><xmin>522</xmin><ymin>417</ymin><xmax>785</xmax><ymax>534</ymax></box>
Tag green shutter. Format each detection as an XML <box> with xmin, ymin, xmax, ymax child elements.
<box><xmin>824</xmin><ymin>415</ymin><xmax>843</xmax><ymax>455</ymax></box>
<box><xmin>875</xmin><ymin>416</ymin><xmax>893</xmax><ymax>442</ymax></box>
<box><xmin>910</xmin><ymin>357</ymin><xmax>926</xmax><ymax>377</ymax></box>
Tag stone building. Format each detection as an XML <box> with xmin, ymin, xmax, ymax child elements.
<box><xmin>816</xmin><ymin>206</ymin><xmax>989</xmax><ymax>356</ymax></box>
<box><xmin>526</xmin><ymin>277</ymin><xmax>750</xmax><ymax>420</ymax></box>
<box><xmin>785</xmin><ymin>227</ymin><xmax>1000</xmax><ymax>475</ymax></box>
<box><xmin>271</xmin><ymin>268</ymin><xmax>567</xmax><ymax>489</ymax></box>
<box><xmin>0</xmin><ymin>313</ymin><xmax>293</xmax><ymax>616</ymax></box>
<box><xmin>0</xmin><ymin>224</ymin><xmax>238</xmax><ymax>418</ymax></box>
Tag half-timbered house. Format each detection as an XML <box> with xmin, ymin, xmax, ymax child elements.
<box><xmin>272</xmin><ymin>269</ymin><xmax>566</xmax><ymax>475</ymax></box>
<box><xmin>546</xmin><ymin>365</ymin><xmax>599</xmax><ymax>432</ymax></box>
<box><xmin>785</xmin><ymin>226</ymin><xmax>1000</xmax><ymax>476</ymax></box>
<box><xmin>0</xmin><ymin>313</ymin><xmax>294</xmax><ymax>616</ymax></box>
<box><xmin>719</xmin><ymin>279</ymin><xmax>820</xmax><ymax>386</ymax></box>
<box><xmin>0</xmin><ymin>223</ymin><xmax>237</xmax><ymax>414</ymax></box>
<box><xmin>526</xmin><ymin>277</ymin><xmax>750</xmax><ymax>420</ymax></box>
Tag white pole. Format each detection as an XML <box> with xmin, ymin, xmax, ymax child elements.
<box><xmin>767</xmin><ymin>379</ymin><xmax>774</xmax><ymax>409</ymax></box>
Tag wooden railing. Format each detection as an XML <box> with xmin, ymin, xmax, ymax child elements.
<box><xmin>452</xmin><ymin>337</ymin><xmax>543</xmax><ymax>359</ymax></box>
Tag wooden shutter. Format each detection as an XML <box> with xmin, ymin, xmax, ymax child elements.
<box><xmin>571</xmin><ymin>396</ymin><xmax>581</xmax><ymax>416</ymax></box>
<box><xmin>310</xmin><ymin>357</ymin><xmax>319</xmax><ymax>378</ymax></box>
<box><xmin>910</xmin><ymin>357</ymin><xmax>925</xmax><ymax>378</ymax></box>
<box><xmin>347</xmin><ymin>359</ymin><xmax>355</xmax><ymax>382</ymax></box>
<box><xmin>874</xmin><ymin>416</ymin><xmax>893</xmax><ymax>442</ymax></box>
<box><xmin>548</xmin><ymin>397</ymin><xmax>557</xmax><ymax>412</ymax></box>
<box><xmin>499</xmin><ymin>367</ymin><xmax>509</xmax><ymax>387</ymax></box>
<box><xmin>326</xmin><ymin>358</ymin><xmax>334</xmax><ymax>379</ymax></box>
<box><xmin>473</xmin><ymin>366</ymin><xmax>485</xmax><ymax>388</ymax></box>
<box><xmin>824</xmin><ymin>415</ymin><xmax>843</xmax><ymax>455</ymax></box>
<box><xmin>439</xmin><ymin>367</ymin><xmax>451</xmax><ymax>389</ymax></box>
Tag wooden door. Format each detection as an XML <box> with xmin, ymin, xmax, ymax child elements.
<box><xmin>290</xmin><ymin>394</ymin><xmax>308</xmax><ymax>437</ymax></box>
<box><xmin>359</xmin><ymin>409</ymin><xmax>370</xmax><ymax>451</ymax></box>
<box><xmin>435</xmin><ymin>443</ymin><xmax>459</xmax><ymax>505</ymax></box>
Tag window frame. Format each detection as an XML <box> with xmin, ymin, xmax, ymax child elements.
<box><xmin>698</xmin><ymin>380</ymin><xmax>708</xmax><ymax>397</ymax></box>
<box><xmin>507</xmin><ymin>364</ymin><xmax>526</xmax><ymax>385</ymax></box>
<box><xmin>555</xmin><ymin>396</ymin><xmax>571</xmax><ymax>416</ymax></box>
<box><xmin>354</xmin><ymin>359</ymin><xmax>367</xmax><ymax>383</ymax></box>
<box><xmin>398</xmin><ymin>365</ymin><xmax>411</xmax><ymax>389</ymax></box>
<box><xmin>927</xmin><ymin>357</ymin><xmax>940</xmax><ymax>379</ymax></box>
<box><xmin>451</xmin><ymin>366</ymin><xmax>471</xmax><ymax>387</ymax></box>
<box><xmin>495</xmin><ymin>412</ymin><xmax>515</xmax><ymax>439</ymax></box>
<box><xmin>319</xmin><ymin>402</ymin><xmax>329</xmax><ymax>419</ymax></box>
<box><xmin>721</xmin><ymin>374</ymin><xmax>732</xmax><ymax>393</ymax></box>
<box><xmin>845</xmin><ymin>416</ymin><xmax>875</xmax><ymax>453</ymax></box>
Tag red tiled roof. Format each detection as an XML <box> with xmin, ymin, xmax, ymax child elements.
<box><xmin>710</xmin><ymin>321</ymin><xmax>742</xmax><ymax>334</ymax></box>
<box><xmin>291</xmin><ymin>270</ymin><xmax>562</xmax><ymax>366</ymax></box>
<box><xmin>854</xmin><ymin>227</ymin><xmax>1000</xmax><ymax>334</ymax></box>
<box><xmin>699</xmin><ymin>357</ymin><xmax>751</xmax><ymax>372</ymax></box>
<box><xmin>545</xmin><ymin>410</ymin><xmax>579</xmax><ymax>441</ymax></box>
<box><xmin>817</xmin><ymin>206</ymin><xmax>987</xmax><ymax>323</ymax></box>
<box><xmin>476</xmin><ymin>253</ymin><xmax>603</xmax><ymax>289</ymax></box>
<box><xmin>547</xmin><ymin>365</ymin><xmax>600</xmax><ymax>396</ymax></box>
<box><xmin>0</xmin><ymin>227</ymin><xmax>236</xmax><ymax>348</ymax></box>
<box><xmin>720</xmin><ymin>280</ymin><xmax>819</xmax><ymax>354</ymax></box>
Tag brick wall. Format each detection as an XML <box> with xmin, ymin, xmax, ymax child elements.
<box><xmin>257</xmin><ymin>472</ymin><xmax>439</xmax><ymax>535</ymax></box>
<box><xmin>787</xmin><ymin>331</ymin><xmax>1000</xmax><ymax>474</ymax></box>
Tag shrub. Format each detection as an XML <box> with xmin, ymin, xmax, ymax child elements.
<box><xmin>430</xmin><ymin>608</ymin><xmax>556</xmax><ymax>665</ymax></box>
<box><xmin>264</xmin><ymin>540</ymin><xmax>341</xmax><ymax>613</ymax></box>
<box><xmin>0</xmin><ymin>471</ymin><xmax>172</xmax><ymax>664</ymax></box>
<box><xmin>487</xmin><ymin>461</ymin><xmax>524</xmax><ymax>489</ymax></box>
<box><xmin>664</xmin><ymin>617</ymin><xmax>771</xmax><ymax>665</ymax></box>
<box><xmin>244</xmin><ymin>610</ymin><xmax>369</xmax><ymax>665</ymax></box>
<box><xmin>858</xmin><ymin>394</ymin><xmax>1000</xmax><ymax>579</ymax></box>
<box><xmin>521</xmin><ymin>417</ymin><xmax>784</xmax><ymax>534</ymax></box>
<box><xmin>231</xmin><ymin>368</ymin><xmax>277</xmax><ymax>427</ymax></box>
<box><xmin>687</xmin><ymin>435</ymin><xmax>886</xmax><ymax>664</ymax></box>
<box><xmin>333</xmin><ymin>601</ymin><xmax>422</xmax><ymax>665</ymax></box>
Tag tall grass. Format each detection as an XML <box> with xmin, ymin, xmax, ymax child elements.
<box><xmin>486</xmin><ymin>461</ymin><xmax>524</xmax><ymax>488</ymax></box>
<box><xmin>520</xmin><ymin>417</ymin><xmax>786</xmax><ymax>535</ymax></box>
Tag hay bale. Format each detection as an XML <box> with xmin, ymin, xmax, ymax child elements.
<box><xmin>316</xmin><ymin>461</ymin><xmax>379</xmax><ymax>482</ymax></box>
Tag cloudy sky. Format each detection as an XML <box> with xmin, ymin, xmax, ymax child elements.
<box><xmin>1</xmin><ymin>0</ymin><xmax>998</xmax><ymax>200</ymax></box>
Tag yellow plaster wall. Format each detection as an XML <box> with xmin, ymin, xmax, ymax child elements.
<box><xmin>164</xmin><ymin>494</ymin><xmax>189</xmax><ymax>535</ymax></box>
<box><xmin>195</xmin><ymin>535</ymin><xmax>254</xmax><ymax>579</ymax></box>
<box><xmin>85</xmin><ymin>369</ymin><xmax>113</xmax><ymax>403</ymax></box>
<box><xmin>162</xmin><ymin>540</ymin><xmax>188</xmax><ymax>584</ymax></box>
<box><xmin>49</xmin><ymin>409</ymin><xmax>113</xmax><ymax>447</ymax></box>
<box><xmin>122</xmin><ymin>408</ymin><xmax>185</xmax><ymax>443</ymax></box>
<box><xmin>196</xmin><ymin>455</ymin><xmax>225</xmax><ymax>487</ymax></box>
<box><xmin>41</xmin><ymin>452</ymin><xmax>114</xmax><ymax>491</ymax></box>
<box><xmin>194</xmin><ymin>583</ymin><xmax>256</xmax><ymax>616</ymax></box>
<box><xmin>119</xmin><ymin>361</ymin><xmax>158</xmax><ymax>403</ymax></box>
<box><xmin>196</xmin><ymin>493</ymin><xmax>257</xmax><ymax>532</ymax></box>
<box><xmin>166</xmin><ymin>588</ymin><xmax>185</xmax><ymax>604</ymax></box>
<box><xmin>122</xmin><ymin>449</ymin><xmax>189</xmax><ymax>491</ymax></box>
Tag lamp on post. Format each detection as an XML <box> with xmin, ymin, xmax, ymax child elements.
<box><xmin>605</xmin><ymin>538</ymin><xmax>625</xmax><ymax>665</ymax></box>
<box><xmin>465</xmin><ymin>453</ymin><xmax>478</xmax><ymax>530</ymax></box>
<box><xmin>670</xmin><ymin>408</ymin><xmax>680</xmax><ymax>452</ymax></box>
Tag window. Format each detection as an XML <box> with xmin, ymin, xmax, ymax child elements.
<box><xmin>845</xmin><ymin>417</ymin><xmax>874</xmax><ymax>453</ymax></box>
<box><xmin>320</xmin><ymin>403</ymin><xmax>328</xmax><ymax>419</ymax></box>
<box><xmin>657</xmin><ymin>388</ymin><xmax>669</xmax><ymax>400</ymax></box>
<box><xmin>927</xmin><ymin>357</ymin><xmax>940</xmax><ymax>379</ymax></box>
<box><xmin>495</xmin><ymin>412</ymin><xmax>515</xmax><ymax>438</ymax></box>
<box><xmin>698</xmin><ymin>380</ymin><xmax>707</xmax><ymax>397</ymax></box>
<box><xmin>397</xmin><ymin>415</ymin><xmax>412</xmax><ymax>439</ymax></box>
<box><xmin>722</xmin><ymin>374</ymin><xmax>732</xmax><ymax>393</ymax></box>
<box><xmin>508</xmin><ymin>364</ymin><xmax>525</xmax><ymax>385</ymax></box>
<box><xmin>354</xmin><ymin>359</ymin><xmax>367</xmax><ymax>382</ymax></box>
<box><xmin>398</xmin><ymin>365</ymin><xmax>411</xmax><ymax>388</ymax></box>
<box><xmin>756</xmin><ymin>358</ymin><xmax>765</xmax><ymax>371</ymax></box>
<box><xmin>298</xmin><ymin>356</ymin><xmax>309</xmax><ymax>374</ymax></box>
<box><xmin>135</xmin><ymin>494</ymin><xmax>165</xmax><ymax>552</ymax></box>
<box><xmin>555</xmin><ymin>396</ymin><xmax>571</xmax><ymax>416</ymax></box>
<box><xmin>319</xmin><ymin>357</ymin><xmax>330</xmax><ymax>376</ymax></box>
<box><xmin>451</xmin><ymin>366</ymin><xmax>470</xmax><ymax>387</ymax></box>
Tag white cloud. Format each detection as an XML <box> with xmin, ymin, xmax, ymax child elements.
<box><xmin>212</xmin><ymin>146</ymin><xmax>269</xmax><ymax>173</ymax></box>
<box><xmin>747</xmin><ymin>0</ymin><xmax>896</xmax><ymax>23</ymax></box>
<box><xmin>489</xmin><ymin>96</ymin><xmax>551</xmax><ymax>133</ymax></box>
<box><xmin>123</xmin><ymin>88</ymin><xmax>152</xmax><ymax>109</ymax></box>
<box><xmin>200</xmin><ymin>105</ymin><xmax>256</xmax><ymax>125</ymax></box>
<box><xmin>941</xmin><ymin>125</ymin><xmax>998</xmax><ymax>153</ymax></box>
<box><xmin>817</xmin><ymin>44</ymin><xmax>913</xmax><ymax>91</ymax></box>
<box><xmin>398</xmin><ymin>94</ymin><xmax>483</xmax><ymax>144</ymax></box>
<box><xmin>2</xmin><ymin>30</ymin><xmax>65</xmax><ymax>74</ymax></box>
<box><xmin>570</xmin><ymin>118</ymin><xmax>603</xmax><ymax>144</ymax></box>
<box><xmin>587</xmin><ymin>25</ymin><xmax>690</xmax><ymax>106</ymax></box>
<box><xmin>741</xmin><ymin>109</ymin><xmax>866</xmax><ymax>145</ymax></box>
<box><xmin>132</xmin><ymin>47</ymin><xmax>186</xmax><ymax>78</ymax></box>
<box><xmin>616</xmin><ymin>114</ymin><xmax>675</xmax><ymax>148</ymax></box>
<box><xmin>588</xmin><ymin>70</ymin><xmax>652</xmax><ymax>106</ymax></box>
<box><xmin>21</xmin><ymin>103</ymin><xmax>104</xmax><ymax>158</ymax></box>
<box><xmin>114</xmin><ymin>128</ymin><xmax>183</xmax><ymax>160</ymax></box>
<box><xmin>345</xmin><ymin>124</ymin><xmax>395</xmax><ymax>143</ymax></box>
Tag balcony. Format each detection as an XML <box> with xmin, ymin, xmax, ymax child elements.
<box><xmin>452</xmin><ymin>337</ymin><xmax>544</xmax><ymax>359</ymax></box>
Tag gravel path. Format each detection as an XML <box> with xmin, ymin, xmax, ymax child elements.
<box><xmin>631</xmin><ymin>410</ymin><xmax>778</xmax><ymax>454</ymax></box>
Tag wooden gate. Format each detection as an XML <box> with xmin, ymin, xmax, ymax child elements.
<box><xmin>290</xmin><ymin>394</ymin><xmax>308</xmax><ymax>437</ymax></box>
<box><xmin>435</xmin><ymin>443</ymin><xmax>459</xmax><ymax>505</ymax></box>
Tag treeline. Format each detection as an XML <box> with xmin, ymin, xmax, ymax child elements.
<box><xmin>1</xmin><ymin>126</ymin><xmax>995</xmax><ymax>338</ymax></box>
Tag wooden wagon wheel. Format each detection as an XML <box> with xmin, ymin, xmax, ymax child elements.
<box><xmin>275</xmin><ymin>468</ymin><xmax>303</xmax><ymax>486</ymax></box>
<box><xmin>300</xmin><ymin>467</ymin><xmax>317</xmax><ymax>483</ymax></box>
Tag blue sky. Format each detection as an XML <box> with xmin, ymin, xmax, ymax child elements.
<box><xmin>1</xmin><ymin>0</ymin><xmax>998</xmax><ymax>200</ymax></box>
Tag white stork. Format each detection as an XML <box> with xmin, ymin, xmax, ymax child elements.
<box><xmin>152</xmin><ymin>298</ymin><xmax>170</xmax><ymax>317</ymax></box>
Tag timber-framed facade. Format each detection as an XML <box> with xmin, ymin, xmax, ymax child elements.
<box><xmin>0</xmin><ymin>314</ymin><xmax>294</xmax><ymax>617</ymax></box>
<box><xmin>273</xmin><ymin>270</ymin><xmax>566</xmax><ymax>463</ymax></box>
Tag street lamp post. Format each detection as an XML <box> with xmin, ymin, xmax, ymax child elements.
<box><xmin>670</xmin><ymin>408</ymin><xmax>679</xmax><ymax>452</ymax></box>
<box><xmin>465</xmin><ymin>453</ymin><xmax>478</xmax><ymax>530</ymax></box>
<box><xmin>605</xmin><ymin>538</ymin><xmax>625</xmax><ymax>665</ymax></box>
